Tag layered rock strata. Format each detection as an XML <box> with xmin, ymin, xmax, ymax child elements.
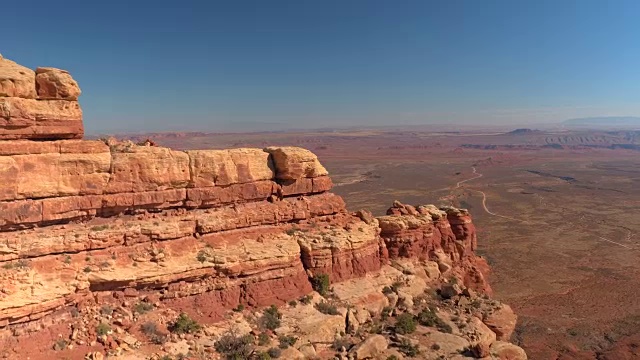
<box><xmin>0</xmin><ymin>56</ymin><xmax>521</xmax><ymax>360</ymax></box>
<box><xmin>0</xmin><ymin>137</ymin><xmax>494</xmax><ymax>331</ymax></box>
<box><xmin>378</xmin><ymin>201</ymin><xmax>491</xmax><ymax>294</ymax></box>
<box><xmin>0</xmin><ymin>142</ymin><xmax>341</xmax><ymax>327</ymax></box>
<box><xmin>0</xmin><ymin>55</ymin><xmax>82</xmax><ymax>139</ymax></box>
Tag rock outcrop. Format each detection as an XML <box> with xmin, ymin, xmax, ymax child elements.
<box><xmin>0</xmin><ymin>56</ymin><xmax>525</xmax><ymax>359</ymax></box>
<box><xmin>0</xmin><ymin>56</ymin><xmax>82</xmax><ymax>140</ymax></box>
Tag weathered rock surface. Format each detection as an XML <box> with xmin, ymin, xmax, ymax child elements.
<box><xmin>35</xmin><ymin>67</ymin><xmax>81</xmax><ymax>100</ymax></box>
<box><xmin>187</xmin><ymin>148</ymin><xmax>274</xmax><ymax>187</ymax></box>
<box><xmin>483</xmin><ymin>303</ymin><xmax>518</xmax><ymax>341</ymax></box>
<box><xmin>0</xmin><ymin>55</ymin><xmax>524</xmax><ymax>359</ymax></box>
<box><xmin>0</xmin><ymin>56</ymin><xmax>83</xmax><ymax>139</ymax></box>
<box><xmin>0</xmin><ymin>97</ymin><xmax>83</xmax><ymax>140</ymax></box>
<box><xmin>265</xmin><ymin>146</ymin><xmax>328</xmax><ymax>179</ymax></box>
<box><xmin>378</xmin><ymin>201</ymin><xmax>491</xmax><ymax>293</ymax></box>
<box><xmin>352</xmin><ymin>334</ymin><xmax>388</xmax><ymax>359</ymax></box>
<box><xmin>0</xmin><ymin>57</ymin><xmax>36</xmax><ymax>99</ymax></box>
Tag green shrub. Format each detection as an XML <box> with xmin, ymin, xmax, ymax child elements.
<box><xmin>416</xmin><ymin>308</ymin><xmax>452</xmax><ymax>333</ymax></box>
<box><xmin>416</xmin><ymin>307</ymin><xmax>438</xmax><ymax>326</ymax></box>
<box><xmin>169</xmin><ymin>312</ymin><xmax>201</xmax><ymax>334</ymax></box>
<box><xmin>151</xmin><ymin>334</ymin><xmax>168</xmax><ymax>345</ymax></box>
<box><xmin>91</xmin><ymin>224</ymin><xmax>109</xmax><ymax>231</ymax></box>
<box><xmin>300</xmin><ymin>295</ymin><xmax>313</xmax><ymax>305</ymax></box>
<box><xmin>140</xmin><ymin>321</ymin><xmax>159</xmax><ymax>335</ymax></box>
<box><xmin>100</xmin><ymin>305</ymin><xmax>113</xmax><ymax>316</ymax></box>
<box><xmin>267</xmin><ymin>347</ymin><xmax>282</xmax><ymax>358</ymax></box>
<box><xmin>394</xmin><ymin>313</ymin><xmax>417</xmax><ymax>334</ymax></box>
<box><xmin>258</xmin><ymin>332</ymin><xmax>271</xmax><ymax>346</ymax></box>
<box><xmin>311</xmin><ymin>273</ymin><xmax>330</xmax><ymax>296</ymax></box>
<box><xmin>233</xmin><ymin>304</ymin><xmax>245</xmax><ymax>312</ymax></box>
<box><xmin>315</xmin><ymin>301</ymin><xmax>339</xmax><ymax>315</ymax></box>
<box><xmin>288</xmin><ymin>300</ymin><xmax>297</xmax><ymax>307</ymax></box>
<box><xmin>140</xmin><ymin>321</ymin><xmax>168</xmax><ymax>344</ymax></box>
<box><xmin>134</xmin><ymin>302</ymin><xmax>154</xmax><ymax>314</ymax></box>
<box><xmin>214</xmin><ymin>333</ymin><xmax>254</xmax><ymax>360</ymax></box>
<box><xmin>397</xmin><ymin>338</ymin><xmax>419</xmax><ymax>357</ymax></box>
<box><xmin>53</xmin><ymin>338</ymin><xmax>68</xmax><ymax>351</ymax></box>
<box><xmin>96</xmin><ymin>323</ymin><xmax>111</xmax><ymax>336</ymax></box>
<box><xmin>278</xmin><ymin>335</ymin><xmax>297</xmax><ymax>349</ymax></box>
<box><xmin>382</xmin><ymin>286</ymin><xmax>394</xmax><ymax>295</ymax></box>
<box><xmin>196</xmin><ymin>250</ymin><xmax>208</xmax><ymax>263</ymax></box>
<box><xmin>381</xmin><ymin>306</ymin><xmax>393</xmax><ymax>320</ymax></box>
<box><xmin>332</xmin><ymin>336</ymin><xmax>353</xmax><ymax>351</ymax></box>
<box><xmin>259</xmin><ymin>305</ymin><xmax>282</xmax><ymax>331</ymax></box>
<box><xmin>256</xmin><ymin>352</ymin><xmax>271</xmax><ymax>360</ymax></box>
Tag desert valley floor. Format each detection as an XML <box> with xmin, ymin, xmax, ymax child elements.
<box><xmin>134</xmin><ymin>128</ymin><xmax>640</xmax><ymax>359</ymax></box>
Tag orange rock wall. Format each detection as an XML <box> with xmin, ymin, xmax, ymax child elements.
<box><xmin>0</xmin><ymin>56</ymin><xmax>83</xmax><ymax>140</ymax></box>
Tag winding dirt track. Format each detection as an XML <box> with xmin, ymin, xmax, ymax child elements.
<box><xmin>456</xmin><ymin>167</ymin><xmax>635</xmax><ymax>249</ymax></box>
<box><xmin>454</xmin><ymin>167</ymin><xmax>526</xmax><ymax>223</ymax></box>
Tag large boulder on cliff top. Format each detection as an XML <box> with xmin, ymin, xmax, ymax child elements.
<box><xmin>265</xmin><ymin>146</ymin><xmax>328</xmax><ymax>180</ymax></box>
<box><xmin>35</xmin><ymin>67</ymin><xmax>81</xmax><ymax>100</ymax></box>
<box><xmin>0</xmin><ymin>55</ymin><xmax>36</xmax><ymax>99</ymax></box>
<box><xmin>483</xmin><ymin>303</ymin><xmax>518</xmax><ymax>341</ymax></box>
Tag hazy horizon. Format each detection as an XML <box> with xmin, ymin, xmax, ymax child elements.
<box><xmin>5</xmin><ymin>0</ymin><xmax>640</xmax><ymax>133</ymax></box>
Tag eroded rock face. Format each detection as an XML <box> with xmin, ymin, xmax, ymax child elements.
<box><xmin>0</xmin><ymin>57</ymin><xmax>36</xmax><ymax>98</ymax></box>
<box><xmin>0</xmin><ymin>56</ymin><xmax>83</xmax><ymax>139</ymax></box>
<box><xmin>0</xmin><ymin>143</ymin><xmax>500</xmax><ymax>332</ymax></box>
<box><xmin>187</xmin><ymin>148</ymin><xmax>274</xmax><ymax>187</ymax></box>
<box><xmin>378</xmin><ymin>201</ymin><xmax>491</xmax><ymax>294</ymax></box>
<box><xmin>265</xmin><ymin>146</ymin><xmax>328</xmax><ymax>179</ymax></box>
<box><xmin>0</xmin><ymin>55</ymin><xmax>524</xmax><ymax>359</ymax></box>
<box><xmin>35</xmin><ymin>67</ymin><xmax>81</xmax><ymax>100</ymax></box>
<box><xmin>483</xmin><ymin>303</ymin><xmax>518</xmax><ymax>341</ymax></box>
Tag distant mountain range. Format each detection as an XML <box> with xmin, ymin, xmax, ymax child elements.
<box><xmin>563</xmin><ymin>116</ymin><xmax>640</xmax><ymax>128</ymax></box>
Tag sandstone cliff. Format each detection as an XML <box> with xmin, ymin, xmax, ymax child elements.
<box><xmin>0</xmin><ymin>56</ymin><xmax>525</xmax><ymax>360</ymax></box>
<box><xmin>0</xmin><ymin>54</ymin><xmax>82</xmax><ymax>140</ymax></box>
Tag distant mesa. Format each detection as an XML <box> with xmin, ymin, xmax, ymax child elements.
<box><xmin>563</xmin><ymin>117</ymin><xmax>640</xmax><ymax>128</ymax></box>
<box><xmin>506</xmin><ymin>128</ymin><xmax>541</xmax><ymax>135</ymax></box>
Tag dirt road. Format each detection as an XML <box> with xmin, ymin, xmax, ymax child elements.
<box><xmin>455</xmin><ymin>167</ymin><xmax>528</xmax><ymax>223</ymax></box>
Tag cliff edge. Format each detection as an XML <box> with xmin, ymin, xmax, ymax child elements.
<box><xmin>0</xmin><ymin>56</ymin><xmax>525</xmax><ymax>360</ymax></box>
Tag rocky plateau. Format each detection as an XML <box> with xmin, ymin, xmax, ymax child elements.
<box><xmin>0</xmin><ymin>56</ymin><xmax>526</xmax><ymax>360</ymax></box>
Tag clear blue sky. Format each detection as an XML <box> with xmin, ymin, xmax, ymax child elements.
<box><xmin>4</xmin><ymin>0</ymin><xmax>640</xmax><ymax>133</ymax></box>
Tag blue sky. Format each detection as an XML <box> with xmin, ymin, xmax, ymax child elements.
<box><xmin>3</xmin><ymin>0</ymin><xmax>640</xmax><ymax>133</ymax></box>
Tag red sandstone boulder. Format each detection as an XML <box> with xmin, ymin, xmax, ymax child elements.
<box><xmin>35</xmin><ymin>67</ymin><xmax>81</xmax><ymax>100</ymax></box>
<box><xmin>483</xmin><ymin>303</ymin><xmax>518</xmax><ymax>341</ymax></box>
<box><xmin>265</xmin><ymin>146</ymin><xmax>328</xmax><ymax>180</ymax></box>
<box><xmin>490</xmin><ymin>341</ymin><xmax>528</xmax><ymax>360</ymax></box>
